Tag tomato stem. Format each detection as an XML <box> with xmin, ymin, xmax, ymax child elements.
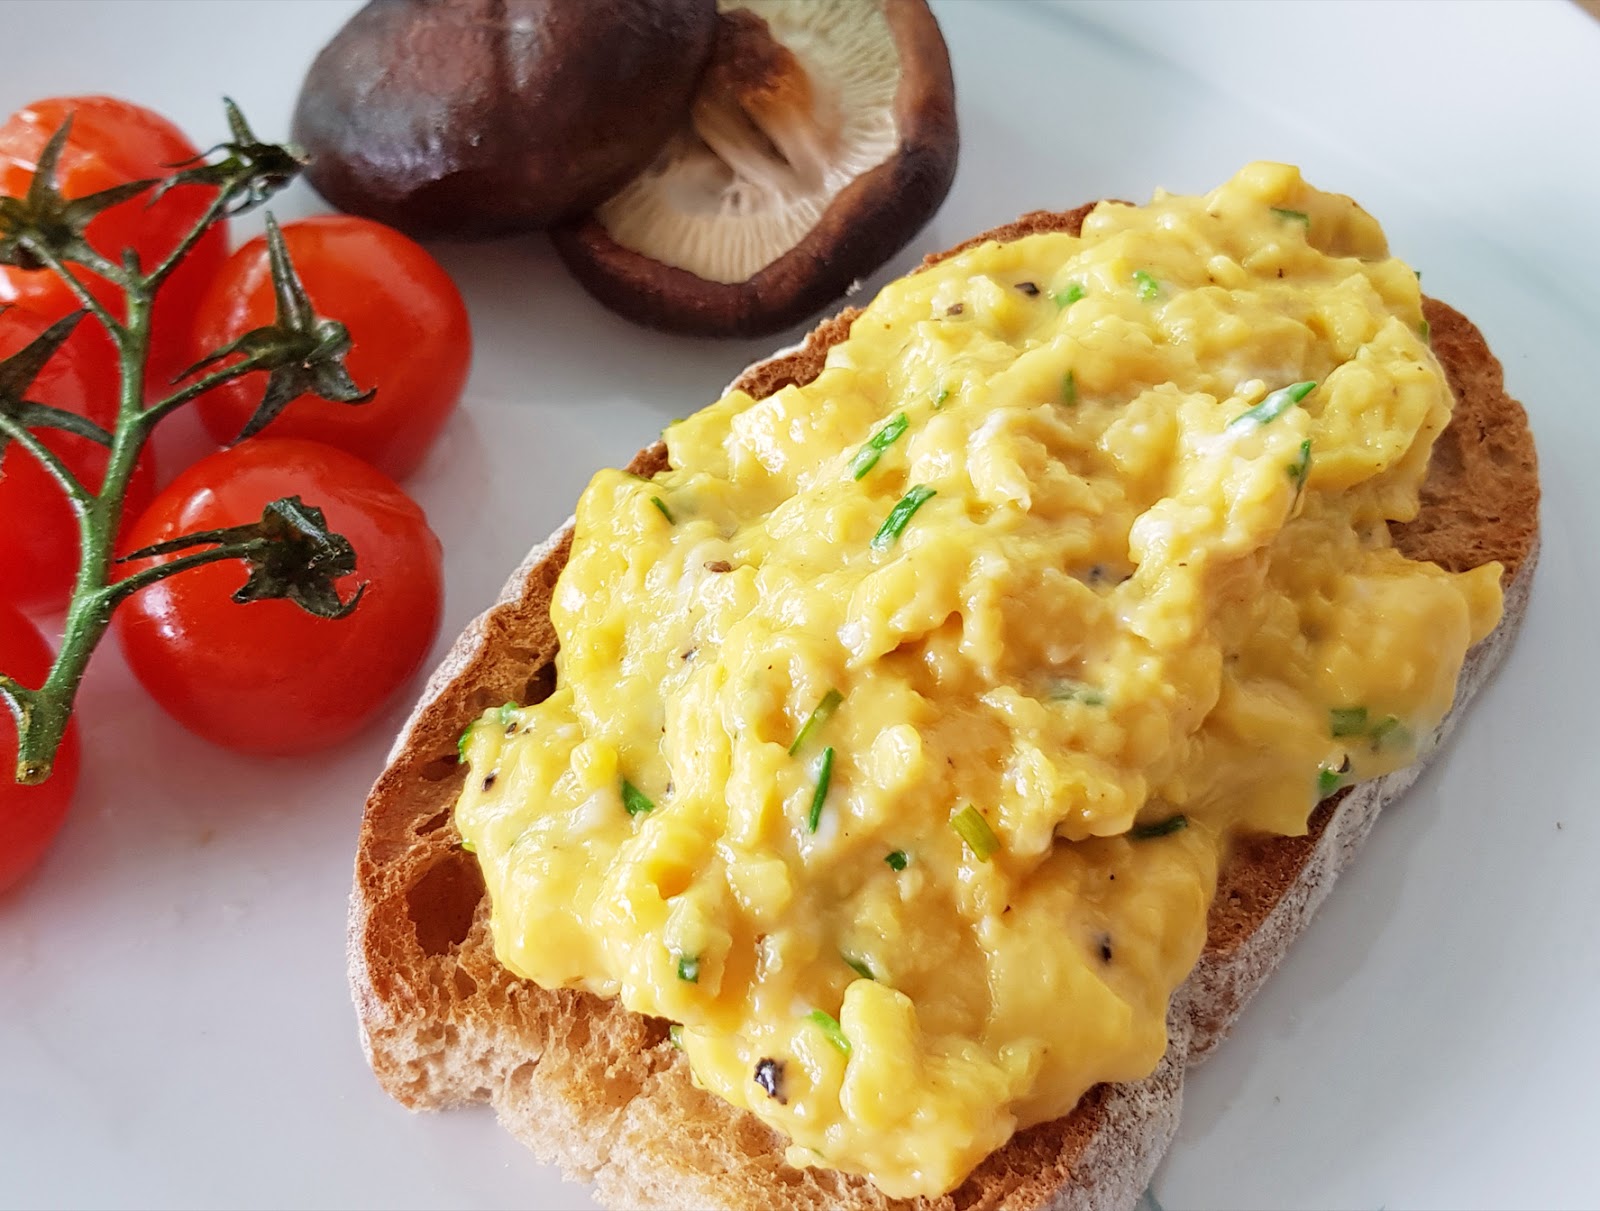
<box><xmin>19</xmin><ymin>241</ymin><xmax>124</xmax><ymax>342</ymax></box>
<box><xmin>0</xmin><ymin>675</ymin><xmax>37</xmax><ymax>756</ymax></box>
<box><xmin>140</xmin><ymin>348</ymin><xmax>279</xmax><ymax>427</ymax></box>
<box><xmin>103</xmin><ymin>539</ymin><xmax>270</xmax><ymax>607</ymax></box>
<box><xmin>13</xmin><ymin>285</ymin><xmax>150</xmax><ymax>784</ymax></box>
<box><xmin>142</xmin><ymin>188</ymin><xmax>232</xmax><ymax>293</ymax></box>
<box><xmin>0</xmin><ymin>413</ymin><xmax>92</xmax><ymax>507</ymax></box>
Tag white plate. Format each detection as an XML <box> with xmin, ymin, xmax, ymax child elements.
<box><xmin>2</xmin><ymin>2</ymin><xmax>1597</xmax><ymax>1208</ymax></box>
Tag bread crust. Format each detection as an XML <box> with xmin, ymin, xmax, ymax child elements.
<box><xmin>350</xmin><ymin>206</ymin><xmax>1540</xmax><ymax>1210</ymax></box>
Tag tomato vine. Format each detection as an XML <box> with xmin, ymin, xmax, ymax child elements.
<box><xmin>0</xmin><ymin>100</ymin><xmax>373</xmax><ymax>784</ymax></box>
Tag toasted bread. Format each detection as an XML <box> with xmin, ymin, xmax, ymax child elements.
<box><xmin>349</xmin><ymin>205</ymin><xmax>1540</xmax><ymax>1210</ymax></box>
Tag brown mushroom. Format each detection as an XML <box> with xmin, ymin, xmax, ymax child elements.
<box><xmin>550</xmin><ymin>0</ymin><xmax>959</xmax><ymax>338</ymax></box>
<box><xmin>291</xmin><ymin>0</ymin><xmax>719</xmax><ymax>240</ymax></box>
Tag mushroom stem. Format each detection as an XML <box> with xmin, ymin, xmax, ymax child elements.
<box><xmin>690</xmin><ymin>8</ymin><xmax>839</xmax><ymax>196</ymax></box>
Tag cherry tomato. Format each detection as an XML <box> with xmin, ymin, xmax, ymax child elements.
<box><xmin>190</xmin><ymin>215</ymin><xmax>471</xmax><ymax>480</ymax></box>
<box><xmin>0</xmin><ymin>310</ymin><xmax>155</xmax><ymax>613</ymax></box>
<box><xmin>0</xmin><ymin>603</ymin><xmax>80</xmax><ymax>894</ymax></box>
<box><xmin>115</xmin><ymin>439</ymin><xmax>443</xmax><ymax>754</ymax></box>
<box><xmin>0</xmin><ymin>96</ymin><xmax>229</xmax><ymax>396</ymax></box>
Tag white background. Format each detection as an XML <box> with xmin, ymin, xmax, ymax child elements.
<box><xmin>2</xmin><ymin>2</ymin><xmax>1597</xmax><ymax>1208</ymax></box>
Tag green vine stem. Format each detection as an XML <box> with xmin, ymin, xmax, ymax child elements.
<box><xmin>0</xmin><ymin>100</ymin><xmax>372</xmax><ymax>784</ymax></box>
<box><xmin>0</xmin><ymin>411</ymin><xmax>91</xmax><ymax>507</ymax></box>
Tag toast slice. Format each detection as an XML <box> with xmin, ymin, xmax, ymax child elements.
<box><xmin>350</xmin><ymin>206</ymin><xmax>1540</xmax><ymax>1210</ymax></box>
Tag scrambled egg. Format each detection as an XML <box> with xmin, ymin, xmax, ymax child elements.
<box><xmin>456</xmin><ymin>163</ymin><xmax>1503</xmax><ymax>1197</ymax></box>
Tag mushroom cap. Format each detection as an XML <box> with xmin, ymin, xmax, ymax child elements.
<box><xmin>292</xmin><ymin>0</ymin><xmax>719</xmax><ymax>240</ymax></box>
<box><xmin>550</xmin><ymin>0</ymin><xmax>959</xmax><ymax>338</ymax></box>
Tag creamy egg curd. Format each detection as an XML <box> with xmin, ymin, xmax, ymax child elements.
<box><xmin>455</xmin><ymin>163</ymin><xmax>1503</xmax><ymax>1198</ymax></box>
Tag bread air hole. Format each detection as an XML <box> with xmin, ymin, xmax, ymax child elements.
<box><xmin>464</xmin><ymin>687</ymin><xmax>506</xmax><ymax>715</ymax></box>
<box><xmin>418</xmin><ymin>756</ymin><xmax>460</xmax><ymax>782</ymax></box>
<box><xmin>523</xmin><ymin>663</ymin><xmax>557</xmax><ymax>705</ymax></box>
<box><xmin>413</xmin><ymin>809</ymin><xmax>451</xmax><ymax>835</ymax></box>
<box><xmin>406</xmin><ymin>850</ymin><xmax>485</xmax><ymax>957</ymax></box>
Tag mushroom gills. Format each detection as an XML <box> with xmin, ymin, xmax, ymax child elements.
<box><xmin>596</xmin><ymin>0</ymin><xmax>902</xmax><ymax>285</ymax></box>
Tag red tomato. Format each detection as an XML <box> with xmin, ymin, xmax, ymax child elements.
<box><xmin>0</xmin><ymin>603</ymin><xmax>80</xmax><ymax>894</ymax></box>
<box><xmin>115</xmin><ymin>439</ymin><xmax>443</xmax><ymax>754</ymax></box>
<box><xmin>0</xmin><ymin>96</ymin><xmax>229</xmax><ymax>397</ymax></box>
<box><xmin>190</xmin><ymin>215</ymin><xmax>471</xmax><ymax>480</ymax></box>
<box><xmin>0</xmin><ymin>310</ymin><xmax>155</xmax><ymax>613</ymax></box>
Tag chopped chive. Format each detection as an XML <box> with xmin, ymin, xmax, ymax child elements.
<box><xmin>850</xmin><ymin>449</ymin><xmax>881</xmax><ymax>481</ymax></box>
<box><xmin>1271</xmin><ymin>206</ymin><xmax>1311</xmax><ymax>226</ymax></box>
<box><xmin>806</xmin><ymin>746</ymin><xmax>835</xmax><ymax>833</ymax></box>
<box><xmin>843</xmin><ymin>954</ymin><xmax>876</xmax><ymax>981</ymax></box>
<box><xmin>1061</xmin><ymin>369</ymin><xmax>1078</xmax><ymax>407</ymax></box>
<box><xmin>459</xmin><ymin>838</ymin><xmax>476</xmax><ymax>854</ymax></box>
<box><xmin>1129</xmin><ymin>814</ymin><xmax>1188</xmax><ymax>840</ymax></box>
<box><xmin>668</xmin><ymin>1024</ymin><xmax>684</xmax><ymax>1049</ymax></box>
<box><xmin>1228</xmin><ymin>380</ymin><xmax>1316</xmax><ymax>431</ymax></box>
<box><xmin>497</xmin><ymin>701</ymin><xmax>519</xmax><ymax>728</ymax></box>
<box><xmin>885</xmin><ymin>849</ymin><xmax>908</xmax><ymax>871</ymax></box>
<box><xmin>1052</xmin><ymin>281</ymin><xmax>1086</xmax><ymax>309</ymax></box>
<box><xmin>933</xmin><ymin>386</ymin><xmax>950</xmax><ymax>408</ymax></box>
<box><xmin>1419</xmin><ymin>318</ymin><xmax>1431</xmax><ymax>342</ymax></box>
<box><xmin>676</xmin><ymin>953</ymin><xmax>700</xmax><ymax>983</ymax></box>
<box><xmin>1132</xmin><ymin>270</ymin><xmax>1161</xmax><ymax>300</ymax></box>
<box><xmin>872</xmin><ymin>485</ymin><xmax>936</xmax><ymax>550</ymax></box>
<box><xmin>952</xmin><ymin>805</ymin><xmax>1000</xmax><ymax>861</ymax></box>
<box><xmin>621</xmin><ymin>778</ymin><xmax>655</xmax><ymax>816</ymax></box>
<box><xmin>806</xmin><ymin>1009</ymin><xmax>852</xmax><ymax>1056</ymax></box>
<box><xmin>789</xmin><ymin>688</ymin><xmax>843</xmax><ymax>755</ymax></box>
<box><xmin>1370</xmin><ymin>715</ymin><xmax>1411</xmax><ymax>749</ymax></box>
<box><xmin>1317</xmin><ymin>766</ymin><xmax>1347</xmax><ymax>799</ymax></box>
<box><xmin>1329</xmin><ymin>706</ymin><xmax>1369</xmax><ymax>738</ymax></box>
<box><xmin>1288</xmin><ymin>438</ymin><xmax>1313</xmax><ymax>486</ymax></box>
<box><xmin>850</xmin><ymin>412</ymin><xmax>910</xmax><ymax>480</ymax></box>
<box><xmin>457</xmin><ymin>721</ymin><xmax>475</xmax><ymax>762</ymax></box>
<box><xmin>650</xmin><ymin>495</ymin><xmax>675</xmax><ymax>524</ymax></box>
<box><xmin>1049</xmin><ymin>679</ymin><xmax>1106</xmax><ymax>706</ymax></box>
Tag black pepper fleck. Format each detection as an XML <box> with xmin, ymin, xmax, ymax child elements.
<box><xmin>946</xmin><ymin>302</ymin><xmax>965</xmax><ymax>316</ymax></box>
<box><xmin>1016</xmin><ymin>281</ymin><xmax>1040</xmax><ymax>296</ymax></box>
<box><xmin>754</xmin><ymin>1057</ymin><xmax>787</xmax><ymax>1104</ymax></box>
<box><xmin>1098</xmin><ymin>934</ymin><xmax>1114</xmax><ymax>963</ymax></box>
<box><xmin>482</xmin><ymin>773</ymin><xmax>497</xmax><ymax>791</ymax></box>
